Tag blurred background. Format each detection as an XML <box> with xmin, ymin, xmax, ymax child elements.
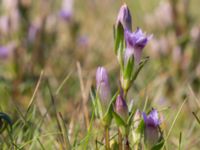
<box><xmin>0</xmin><ymin>0</ymin><xmax>200</xmax><ymax>149</ymax></box>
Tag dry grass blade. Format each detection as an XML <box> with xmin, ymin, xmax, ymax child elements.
<box><xmin>192</xmin><ymin>112</ymin><xmax>200</xmax><ymax>125</ymax></box>
<box><xmin>47</xmin><ymin>80</ymin><xmax>65</xmax><ymax>150</ymax></box>
<box><xmin>26</xmin><ymin>70</ymin><xmax>44</xmax><ymax>114</ymax></box>
<box><xmin>77</xmin><ymin>62</ymin><xmax>90</xmax><ymax>129</ymax></box>
<box><xmin>188</xmin><ymin>85</ymin><xmax>200</xmax><ymax>109</ymax></box>
<box><xmin>58</xmin><ymin>112</ymin><xmax>71</xmax><ymax>150</ymax></box>
<box><xmin>56</xmin><ymin>71</ymin><xmax>73</xmax><ymax>95</ymax></box>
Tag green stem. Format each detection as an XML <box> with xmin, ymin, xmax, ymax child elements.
<box><xmin>105</xmin><ymin>127</ymin><xmax>110</xmax><ymax>150</ymax></box>
<box><xmin>118</xmin><ymin>128</ymin><xmax>123</xmax><ymax>150</ymax></box>
<box><xmin>124</xmin><ymin>89</ymin><xmax>128</xmax><ymax>99</ymax></box>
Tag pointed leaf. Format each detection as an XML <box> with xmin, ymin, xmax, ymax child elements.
<box><xmin>127</xmin><ymin>107</ymin><xmax>136</xmax><ymax>127</ymax></box>
<box><xmin>90</xmin><ymin>86</ymin><xmax>99</xmax><ymax>117</ymax></box>
<box><xmin>114</xmin><ymin>22</ymin><xmax>124</xmax><ymax>54</ymax></box>
<box><xmin>112</xmin><ymin>111</ymin><xmax>126</xmax><ymax>127</ymax></box>
<box><xmin>151</xmin><ymin>139</ymin><xmax>164</xmax><ymax>150</ymax></box>
<box><xmin>102</xmin><ymin>91</ymin><xmax>119</xmax><ymax>126</ymax></box>
<box><xmin>124</xmin><ymin>56</ymin><xmax>134</xmax><ymax>79</ymax></box>
<box><xmin>132</xmin><ymin>56</ymin><xmax>149</xmax><ymax>82</ymax></box>
<box><xmin>136</xmin><ymin>119</ymin><xmax>145</xmax><ymax>134</ymax></box>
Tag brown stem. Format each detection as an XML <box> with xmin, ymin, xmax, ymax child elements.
<box><xmin>95</xmin><ymin>138</ymin><xmax>98</xmax><ymax>150</ymax></box>
<box><xmin>124</xmin><ymin>135</ymin><xmax>130</xmax><ymax>150</ymax></box>
<box><xmin>118</xmin><ymin>128</ymin><xmax>123</xmax><ymax>150</ymax></box>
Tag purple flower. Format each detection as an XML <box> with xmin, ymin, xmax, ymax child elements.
<box><xmin>125</xmin><ymin>28</ymin><xmax>152</xmax><ymax>64</ymax></box>
<box><xmin>143</xmin><ymin>109</ymin><xmax>161</xmax><ymax>148</ymax></box>
<box><xmin>59</xmin><ymin>0</ymin><xmax>74</xmax><ymax>22</ymax></box>
<box><xmin>59</xmin><ymin>10</ymin><xmax>72</xmax><ymax>22</ymax></box>
<box><xmin>115</xmin><ymin>95</ymin><xmax>128</xmax><ymax>122</ymax></box>
<box><xmin>0</xmin><ymin>16</ymin><xmax>10</xmax><ymax>34</ymax></box>
<box><xmin>77</xmin><ymin>36</ymin><xmax>89</xmax><ymax>48</ymax></box>
<box><xmin>0</xmin><ymin>46</ymin><xmax>9</xmax><ymax>59</ymax></box>
<box><xmin>96</xmin><ymin>67</ymin><xmax>111</xmax><ymax>107</ymax></box>
<box><xmin>143</xmin><ymin>109</ymin><xmax>160</xmax><ymax>127</ymax></box>
<box><xmin>28</xmin><ymin>24</ymin><xmax>40</xmax><ymax>43</ymax></box>
<box><xmin>124</xmin><ymin>47</ymin><xmax>134</xmax><ymax>65</ymax></box>
<box><xmin>116</xmin><ymin>4</ymin><xmax>132</xmax><ymax>31</ymax></box>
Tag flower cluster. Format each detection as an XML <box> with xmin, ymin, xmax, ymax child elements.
<box><xmin>94</xmin><ymin>3</ymin><xmax>164</xmax><ymax>150</ymax></box>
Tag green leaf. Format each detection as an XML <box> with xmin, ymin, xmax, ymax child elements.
<box><xmin>96</xmin><ymin>97</ymin><xmax>103</xmax><ymax>119</ymax></box>
<box><xmin>102</xmin><ymin>107</ymin><xmax>113</xmax><ymax>127</ymax></box>
<box><xmin>112</xmin><ymin>111</ymin><xmax>126</xmax><ymax>127</ymax></box>
<box><xmin>90</xmin><ymin>86</ymin><xmax>99</xmax><ymax>117</ymax></box>
<box><xmin>78</xmin><ymin>110</ymin><xmax>96</xmax><ymax>149</ymax></box>
<box><xmin>127</xmin><ymin>107</ymin><xmax>136</xmax><ymax>127</ymax></box>
<box><xmin>132</xmin><ymin>119</ymin><xmax>145</xmax><ymax>145</ymax></box>
<box><xmin>151</xmin><ymin>139</ymin><xmax>164</xmax><ymax>150</ymax></box>
<box><xmin>102</xmin><ymin>92</ymin><xmax>119</xmax><ymax>126</ymax></box>
<box><xmin>132</xmin><ymin>56</ymin><xmax>149</xmax><ymax>82</ymax></box>
<box><xmin>114</xmin><ymin>22</ymin><xmax>125</xmax><ymax>68</ymax></box>
<box><xmin>136</xmin><ymin>119</ymin><xmax>145</xmax><ymax>134</ymax></box>
<box><xmin>114</xmin><ymin>22</ymin><xmax>124</xmax><ymax>54</ymax></box>
<box><xmin>105</xmin><ymin>91</ymin><xmax>119</xmax><ymax>115</ymax></box>
<box><xmin>124</xmin><ymin>56</ymin><xmax>134</xmax><ymax>80</ymax></box>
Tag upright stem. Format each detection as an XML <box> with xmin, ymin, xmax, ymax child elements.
<box><xmin>118</xmin><ymin>128</ymin><xmax>123</xmax><ymax>150</ymax></box>
<box><xmin>105</xmin><ymin>126</ymin><xmax>110</xmax><ymax>150</ymax></box>
<box><xmin>124</xmin><ymin>135</ymin><xmax>130</xmax><ymax>150</ymax></box>
<box><xmin>124</xmin><ymin>89</ymin><xmax>128</xmax><ymax>99</ymax></box>
<box><xmin>95</xmin><ymin>138</ymin><xmax>98</xmax><ymax>150</ymax></box>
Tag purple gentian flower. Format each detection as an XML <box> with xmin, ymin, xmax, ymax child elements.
<box><xmin>28</xmin><ymin>24</ymin><xmax>40</xmax><ymax>43</ymax></box>
<box><xmin>125</xmin><ymin>28</ymin><xmax>152</xmax><ymax>64</ymax></box>
<box><xmin>59</xmin><ymin>0</ymin><xmax>74</xmax><ymax>22</ymax></box>
<box><xmin>0</xmin><ymin>16</ymin><xmax>10</xmax><ymax>34</ymax></box>
<box><xmin>96</xmin><ymin>67</ymin><xmax>111</xmax><ymax>108</ymax></box>
<box><xmin>143</xmin><ymin>109</ymin><xmax>161</xmax><ymax>148</ymax></box>
<box><xmin>116</xmin><ymin>3</ymin><xmax>132</xmax><ymax>31</ymax></box>
<box><xmin>77</xmin><ymin>36</ymin><xmax>89</xmax><ymax>48</ymax></box>
<box><xmin>0</xmin><ymin>46</ymin><xmax>9</xmax><ymax>59</ymax></box>
<box><xmin>143</xmin><ymin>109</ymin><xmax>160</xmax><ymax>127</ymax></box>
<box><xmin>115</xmin><ymin>94</ymin><xmax>129</xmax><ymax>122</ymax></box>
<box><xmin>59</xmin><ymin>10</ymin><xmax>72</xmax><ymax>22</ymax></box>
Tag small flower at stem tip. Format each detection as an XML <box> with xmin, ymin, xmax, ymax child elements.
<box><xmin>116</xmin><ymin>3</ymin><xmax>132</xmax><ymax>31</ymax></box>
<box><xmin>96</xmin><ymin>67</ymin><xmax>111</xmax><ymax>108</ymax></box>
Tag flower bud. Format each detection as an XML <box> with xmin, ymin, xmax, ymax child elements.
<box><xmin>116</xmin><ymin>4</ymin><xmax>132</xmax><ymax>31</ymax></box>
<box><xmin>142</xmin><ymin>109</ymin><xmax>161</xmax><ymax>148</ymax></box>
<box><xmin>96</xmin><ymin>67</ymin><xmax>111</xmax><ymax>108</ymax></box>
<box><xmin>115</xmin><ymin>95</ymin><xmax>128</xmax><ymax>122</ymax></box>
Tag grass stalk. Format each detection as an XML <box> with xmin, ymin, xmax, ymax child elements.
<box><xmin>105</xmin><ymin>126</ymin><xmax>110</xmax><ymax>150</ymax></box>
